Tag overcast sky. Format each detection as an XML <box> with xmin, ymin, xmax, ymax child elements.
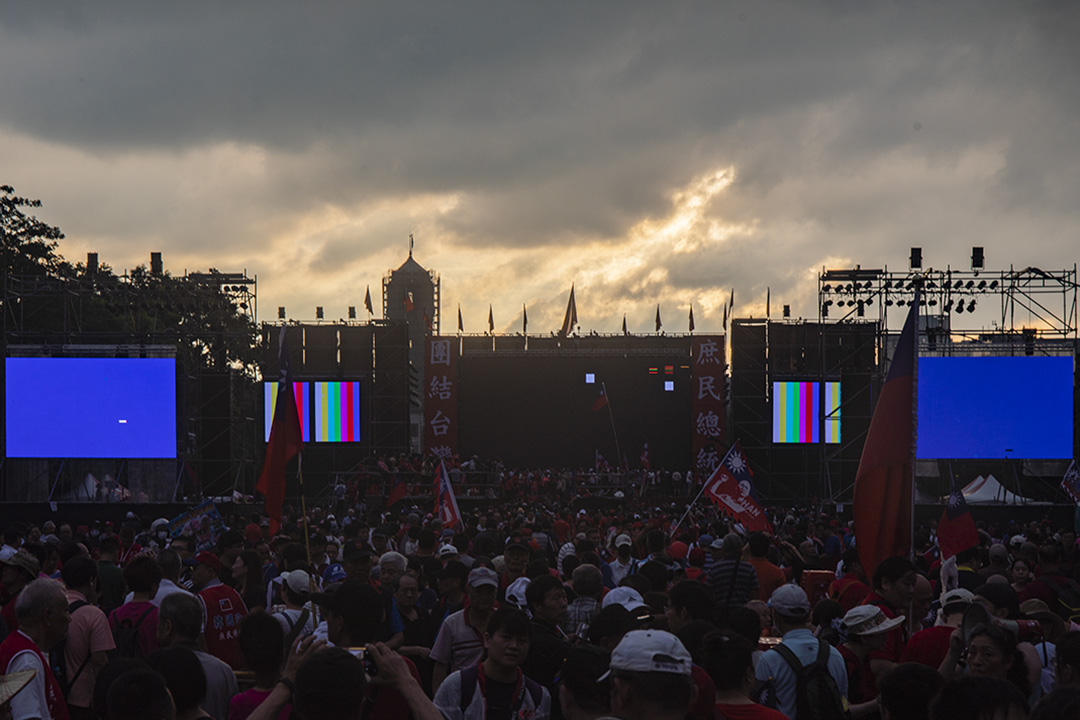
<box><xmin>3</xmin><ymin>2</ymin><xmax>1078</xmax><ymax>334</ymax></box>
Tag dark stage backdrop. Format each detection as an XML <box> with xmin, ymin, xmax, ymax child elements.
<box><xmin>457</xmin><ymin>352</ymin><xmax>692</xmax><ymax>470</ymax></box>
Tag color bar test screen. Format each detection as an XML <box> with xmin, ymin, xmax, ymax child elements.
<box><xmin>773</xmin><ymin>381</ymin><xmax>841</xmax><ymax>444</ymax></box>
<box><xmin>313</xmin><ymin>381</ymin><xmax>361</xmax><ymax>442</ymax></box>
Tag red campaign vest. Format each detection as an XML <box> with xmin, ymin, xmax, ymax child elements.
<box><xmin>0</xmin><ymin>630</ymin><xmax>69</xmax><ymax>720</ymax></box>
<box><xmin>198</xmin><ymin>585</ymin><xmax>249</xmax><ymax>670</ymax></box>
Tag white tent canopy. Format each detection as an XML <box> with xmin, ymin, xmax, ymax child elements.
<box><xmin>961</xmin><ymin>474</ymin><xmax>1043</xmax><ymax>505</ymax></box>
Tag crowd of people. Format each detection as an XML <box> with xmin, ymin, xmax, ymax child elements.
<box><xmin>0</xmin><ymin>492</ymin><xmax>1078</xmax><ymax>719</ymax></box>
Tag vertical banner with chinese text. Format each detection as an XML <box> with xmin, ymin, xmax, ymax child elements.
<box><xmin>691</xmin><ymin>336</ymin><xmax>726</xmax><ymax>480</ymax></box>
<box><xmin>424</xmin><ymin>337</ymin><xmax>459</xmax><ymax>460</ymax></box>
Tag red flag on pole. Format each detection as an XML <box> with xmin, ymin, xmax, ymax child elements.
<box><xmin>256</xmin><ymin>332</ymin><xmax>304</xmax><ymax>536</ymax></box>
<box><xmin>853</xmin><ymin>292</ymin><xmax>919</xmax><ymax>578</ymax></box>
<box><xmin>592</xmin><ymin>386</ymin><xmax>608</xmax><ymax>412</ymax></box>
<box><xmin>702</xmin><ymin>441</ymin><xmax>772</xmax><ymax>533</ymax></box>
<box><xmin>938</xmin><ymin>472</ymin><xmax>979</xmax><ymax>561</ymax></box>
<box><xmin>387</xmin><ymin>475</ymin><xmax>407</xmax><ymax>508</ymax></box>
<box><xmin>434</xmin><ymin>461</ymin><xmax>462</xmax><ymax>530</ymax></box>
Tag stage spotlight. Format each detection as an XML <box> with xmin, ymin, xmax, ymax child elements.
<box><xmin>919</xmin><ymin>299</ymin><xmax>927</xmax><ymax>306</ymax></box>
<box><xmin>883</xmin><ymin>280</ymin><xmax>892</xmax><ymax>289</ymax></box>
<box><xmin>845</xmin><ymin>284</ymin><xmax>854</xmax><ymax>293</ymax></box>
<box><xmin>825</xmin><ymin>300</ymin><xmax>834</xmax><ymax>306</ymax></box>
<box><xmin>864</xmin><ymin>281</ymin><xmax>874</xmax><ymax>290</ymax></box>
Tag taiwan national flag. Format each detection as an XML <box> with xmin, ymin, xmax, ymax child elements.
<box><xmin>938</xmin><ymin>476</ymin><xmax>979</xmax><ymax>561</ymax></box>
<box><xmin>387</xmin><ymin>475</ymin><xmax>407</xmax><ymax>508</ymax></box>
<box><xmin>702</xmin><ymin>441</ymin><xmax>772</xmax><ymax>533</ymax></box>
<box><xmin>256</xmin><ymin>332</ymin><xmax>304</xmax><ymax>536</ymax></box>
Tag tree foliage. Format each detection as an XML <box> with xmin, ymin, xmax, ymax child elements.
<box><xmin>1</xmin><ymin>185</ymin><xmax>257</xmax><ymax>374</ymax></box>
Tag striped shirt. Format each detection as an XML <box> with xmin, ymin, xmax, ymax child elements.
<box><xmin>705</xmin><ymin>558</ymin><xmax>759</xmax><ymax>608</ymax></box>
<box><xmin>430</xmin><ymin>608</ymin><xmax>485</xmax><ymax>673</ymax></box>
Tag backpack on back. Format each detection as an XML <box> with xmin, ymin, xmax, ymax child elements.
<box><xmin>49</xmin><ymin>599</ymin><xmax>89</xmax><ymax>699</ymax></box>
<box><xmin>112</xmin><ymin>605</ymin><xmax>156</xmax><ymax>659</ymax></box>
<box><xmin>772</xmin><ymin>640</ymin><xmax>849</xmax><ymax>720</ymax></box>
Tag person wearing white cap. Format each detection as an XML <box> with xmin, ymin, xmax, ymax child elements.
<box><xmin>837</xmin><ymin>605</ymin><xmax>905</xmax><ymax>714</ymax></box>
<box><xmin>609</xmin><ymin>534</ymin><xmax>638</xmax><ymax>586</ymax></box>
<box><xmin>603</xmin><ymin>629</ymin><xmax>696</xmax><ymax>720</ymax></box>
<box><xmin>755</xmin><ymin>584</ymin><xmax>848</xmax><ymax>719</ymax></box>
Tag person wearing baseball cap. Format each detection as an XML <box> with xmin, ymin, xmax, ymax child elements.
<box><xmin>603</xmin><ymin>629</ymin><xmax>695</xmax><ymax>720</ymax></box>
<box><xmin>186</xmin><ymin>550</ymin><xmax>249</xmax><ymax>670</ymax></box>
<box><xmin>901</xmin><ymin>588</ymin><xmax>973</xmax><ymax>670</ymax></box>
<box><xmin>430</xmin><ymin>567</ymin><xmax>499</xmax><ymax>693</ymax></box>
<box><xmin>501</xmin><ymin>534</ymin><xmax>532</xmax><ymax>593</ymax></box>
<box><xmin>756</xmin><ymin>584</ymin><xmax>848</xmax><ymax>719</ymax></box>
<box><xmin>610</xmin><ymin>534</ymin><xmax>638</xmax><ymax>586</ymax></box>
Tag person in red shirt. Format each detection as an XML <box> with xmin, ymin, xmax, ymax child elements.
<box><xmin>701</xmin><ymin>630</ymin><xmax>786</xmax><ymax>720</ymax></box>
<box><xmin>109</xmin><ymin>555</ymin><xmax>161</xmax><ymax>658</ymax></box>
<box><xmin>0</xmin><ymin>550</ymin><xmax>41</xmax><ymax>635</ymax></box>
<box><xmin>838</xmin><ymin>604</ymin><xmax>905</xmax><ymax>715</ymax></box>
<box><xmin>861</xmin><ymin>556</ymin><xmax>917</xmax><ymax>691</ymax></box>
<box><xmin>900</xmin><ymin>588</ymin><xmax>973</xmax><ymax>670</ymax></box>
<box><xmin>0</xmin><ymin>578</ymin><xmax>72</xmax><ymax>720</ymax></box>
<box><xmin>187</xmin><ymin>551</ymin><xmax>248</xmax><ymax>670</ymax></box>
<box><xmin>829</xmin><ymin>549</ymin><xmax>870</xmax><ymax>612</ymax></box>
<box><xmin>746</xmin><ymin>533</ymin><xmax>786</xmax><ymax>603</ymax></box>
<box><xmin>229</xmin><ymin>612</ymin><xmax>291</xmax><ymax>720</ymax></box>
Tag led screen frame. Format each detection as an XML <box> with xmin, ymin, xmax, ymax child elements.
<box><xmin>916</xmin><ymin>356</ymin><xmax>1073</xmax><ymax>459</ymax></box>
<box><xmin>5</xmin><ymin>357</ymin><xmax>177</xmax><ymax>459</ymax></box>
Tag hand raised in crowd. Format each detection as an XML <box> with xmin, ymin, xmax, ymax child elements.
<box><xmin>285</xmin><ymin>634</ymin><xmax>327</xmax><ymax>682</ymax></box>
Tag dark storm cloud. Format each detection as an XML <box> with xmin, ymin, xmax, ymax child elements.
<box><xmin>1</xmin><ymin>2</ymin><xmax>1078</xmax><ymax>325</ymax></box>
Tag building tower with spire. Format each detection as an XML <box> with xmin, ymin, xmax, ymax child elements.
<box><xmin>382</xmin><ymin>235</ymin><xmax>440</xmax><ymax>451</ymax></box>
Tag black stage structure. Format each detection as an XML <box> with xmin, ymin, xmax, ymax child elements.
<box><xmin>730</xmin><ymin>255</ymin><xmax>1079</xmax><ymax>505</ymax></box>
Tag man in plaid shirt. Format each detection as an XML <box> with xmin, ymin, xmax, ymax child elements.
<box><xmin>563</xmin><ymin>563</ymin><xmax>603</xmax><ymax>636</ymax></box>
